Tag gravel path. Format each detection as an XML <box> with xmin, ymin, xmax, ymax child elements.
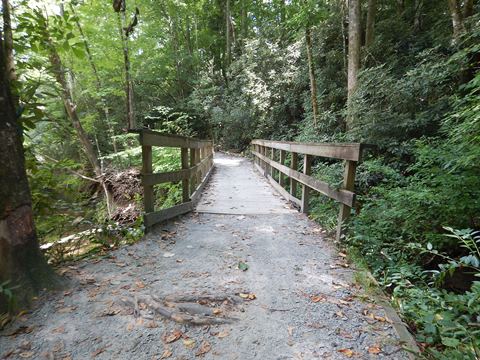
<box><xmin>0</xmin><ymin>153</ymin><xmax>409</xmax><ymax>360</ymax></box>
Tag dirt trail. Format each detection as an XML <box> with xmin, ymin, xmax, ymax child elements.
<box><xmin>1</xmin><ymin>153</ymin><xmax>409</xmax><ymax>359</ymax></box>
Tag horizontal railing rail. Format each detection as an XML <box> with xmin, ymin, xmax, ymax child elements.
<box><xmin>251</xmin><ymin>139</ymin><xmax>365</xmax><ymax>241</ymax></box>
<box><xmin>134</xmin><ymin>129</ymin><xmax>214</xmax><ymax>230</ymax></box>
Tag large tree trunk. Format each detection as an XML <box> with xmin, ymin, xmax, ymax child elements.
<box><xmin>365</xmin><ymin>0</ymin><xmax>376</xmax><ymax>48</ymax></box>
<box><xmin>347</xmin><ymin>0</ymin><xmax>361</xmax><ymax>129</ymax></box>
<box><xmin>117</xmin><ymin>12</ymin><xmax>136</xmax><ymax>129</ymax></box>
<box><xmin>69</xmin><ymin>4</ymin><xmax>117</xmax><ymax>153</ymax></box>
<box><xmin>305</xmin><ymin>27</ymin><xmax>319</xmax><ymax>127</ymax></box>
<box><xmin>0</xmin><ymin>19</ymin><xmax>55</xmax><ymax>313</ymax></box>
<box><xmin>447</xmin><ymin>0</ymin><xmax>466</xmax><ymax>44</ymax></box>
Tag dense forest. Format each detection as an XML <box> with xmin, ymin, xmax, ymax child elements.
<box><xmin>1</xmin><ymin>0</ymin><xmax>479</xmax><ymax>358</ymax></box>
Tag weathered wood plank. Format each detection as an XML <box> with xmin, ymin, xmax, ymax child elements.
<box><xmin>301</xmin><ymin>155</ymin><xmax>312</xmax><ymax>214</ymax></box>
<box><xmin>335</xmin><ymin>160</ymin><xmax>357</xmax><ymax>242</ymax></box>
<box><xmin>142</xmin><ymin>145</ymin><xmax>154</xmax><ymax>214</ymax></box>
<box><xmin>252</xmin><ymin>150</ymin><xmax>355</xmax><ymax>207</ymax></box>
<box><xmin>181</xmin><ymin>148</ymin><xmax>189</xmax><ymax>202</ymax></box>
<box><xmin>142</xmin><ymin>168</ymin><xmax>189</xmax><ymax>186</ymax></box>
<box><xmin>251</xmin><ymin>139</ymin><xmax>362</xmax><ymax>161</ymax></box>
<box><xmin>279</xmin><ymin>150</ymin><xmax>286</xmax><ymax>187</ymax></box>
<box><xmin>144</xmin><ymin>202</ymin><xmax>194</xmax><ymax>228</ymax></box>
<box><xmin>290</xmin><ymin>152</ymin><xmax>298</xmax><ymax>198</ymax></box>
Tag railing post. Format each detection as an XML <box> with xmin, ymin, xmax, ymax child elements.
<box><xmin>270</xmin><ymin>148</ymin><xmax>275</xmax><ymax>178</ymax></box>
<box><xmin>181</xmin><ymin>147</ymin><xmax>189</xmax><ymax>202</ymax></box>
<box><xmin>142</xmin><ymin>144</ymin><xmax>155</xmax><ymax>214</ymax></box>
<box><xmin>335</xmin><ymin>160</ymin><xmax>357</xmax><ymax>242</ymax></box>
<box><xmin>290</xmin><ymin>152</ymin><xmax>298</xmax><ymax>198</ymax></box>
<box><xmin>301</xmin><ymin>154</ymin><xmax>312</xmax><ymax>213</ymax></box>
<box><xmin>279</xmin><ymin>150</ymin><xmax>286</xmax><ymax>187</ymax></box>
<box><xmin>195</xmin><ymin>146</ymin><xmax>201</xmax><ymax>185</ymax></box>
<box><xmin>190</xmin><ymin>148</ymin><xmax>197</xmax><ymax>194</ymax></box>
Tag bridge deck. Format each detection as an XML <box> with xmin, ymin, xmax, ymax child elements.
<box><xmin>0</xmin><ymin>153</ymin><xmax>409</xmax><ymax>359</ymax></box>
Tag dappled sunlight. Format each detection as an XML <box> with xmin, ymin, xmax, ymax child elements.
<box><xmin>214</xmin><ymin>157</ymin><xmax>242</xmax><ymax>167</ymax></box>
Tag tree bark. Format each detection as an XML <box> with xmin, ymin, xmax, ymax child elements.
<box><xmin>347</xmin><ymin>0</ymin><xmax>361</xmax><ymax>129</ymax></box>
<box><xmin>0</xmin><ymin>17</ymin><xmax>55</xmax><ymax>313</ymax></box>
<box><xmin>447</xmin><ymin>0</ymin><xmax>466</xmax><ymax>44</ymax></box>
<box><xmin>2</xmin><ymin>0</ymin><xmax>18</xmax><ymax>107</ymax></box>
<box><xmin>463</xmin><ymin>0</ymin><xmax>474</xmax><ymax>18</ymax></box>
<box><xmin>365</xmin><ymin>0</ymin><xmax>376</xmax><ymax>48</ymax></box>
<box><xmin>241</xmin><ymin>0</ymin><xmax>248</xmax><ymax>40</ymax></box>
<box><xmin>117</xmin><ymin>12</ymin><xmax>135</xmax><ymax>129</ymax></box>
<box><xmin>305</xmin><ymin>27</ymin><xmax>319</xmax><ymax>126</ymax></box>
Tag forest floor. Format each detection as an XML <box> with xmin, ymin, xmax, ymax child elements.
<box><xmin>1</xmin><ymin>153</ymin><xmax>409</xmax><ymax>359</ymax></box>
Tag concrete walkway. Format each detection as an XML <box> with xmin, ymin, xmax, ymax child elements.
<box><xmin>0</xmin><ymin>153</ymin><xmax>409</xmax><ymax>360</ymax></box>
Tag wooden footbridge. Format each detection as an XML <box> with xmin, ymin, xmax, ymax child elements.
<box><xmin>136</xmin><ymin>129</ymin><xmax>365</xmax><ymax>240</ymax></box>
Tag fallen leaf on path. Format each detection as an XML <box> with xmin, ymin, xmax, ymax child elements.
<box><xmin>216</xmin><ymin>331</ymin><xmax>229</xmax><ymax>338</ymax></box>
<box><xmin>91</xmin><ymin>347</ymin><xmax>107</xmax><ymax>357</ymax></box>
<box><xmin>213</xmin><ymin>308</ymin><xmax>222</xmax><ymax>315</ymax></box>
<box><xmin>336</xmin><ymin>311</ymin><xmax>347</xmax><ymax>319</ymax></box>
<box><xmin>338</xmin><ymin>252</ymin><xmax>347</xmax><ymax>258</ymax></box>
<box><xmin>19</xmin><ymin>351</ymin><xmax>34</xmax><ymax>358</ymax></box>
<box><xmin>337</xmin><ymin>348</ymin><xmax>358</xmax><ymax>357</ymax></box>
<box><xmin>135</xmin><ymin>281</ymin><xmax>146</xmax><ymax>289</ymax></box>
<box><xmin>163</xmin><ymin>330</ymin><xmax>183</xmax><ymax>343</ymax></box>
<box><xmin>239</xmin><ymin>293</ymin><xmax>256</xmax><ymax>300</ymax></box>
<box><xmin>238</xmin><ymin>262</ymin><xmax>249</xmax><ymax>271</ymax></box>
<box><xmin>57</xmin><ymin>306</ymin><xmax>76</xmax><ymax>313</ymax></box>
<box><xmin>183</xmin><ymin>338</ymin><xmax>196</xmax><ymax>348</ymax></box>
<box><xmin>126</xmin><ymin>323</ymin><xmax>134</xmax><ymax>331</ymax></box>
<box><xmin>368</xmin><ymin>345</ymin><xmax>382</xmax><ymax>354</ymax></box>
<box><xmin>145</xmin><ymin>321</ymin><xmax>158</xmax><ymax>328</ymax></box>
<box><xmin>310</xmin><ymin>295</ymin><xmax>326</xmax><ymax>303</ymax></box>
<box><xmin>287</xmin><ymin>326</ymin><xmax>294</xmax><ymax>336</ymax></box>
<box><xmin>163</xmin><ymin>252</ymin><xmax>175</xmax><ymax>258</ymax></box>
<box><xmin>51</xmin><ymin>326</ymin><xmax>65</xmax><ymax>334</ymax></box>
<box><xmin>195</xmin><ymin>341</ymin><xmax>211</xmax><ymax>356</ymax></box>
<box><xmin>160</xmin><ymin>349</ymin><xmax>173</xmax><ymax>359</ymax></box>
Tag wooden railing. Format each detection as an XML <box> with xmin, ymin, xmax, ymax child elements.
<box><xmin>250</xmin><ymin>139</ymin><xmax>365</xmax><ymax>241</ymax></box>
<box><xmin>135</xmin><ymin>129</ymin><xmax>214</xmax><ymax>229</ymax></box>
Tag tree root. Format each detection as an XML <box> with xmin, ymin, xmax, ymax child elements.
<box><xmin>122</xmin><ymin>294</ymin><xmax>238</xmax><ymax>326</ymax></box>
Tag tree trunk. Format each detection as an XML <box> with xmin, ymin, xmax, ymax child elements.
<box><xmin>413</xmin><ymin>0</ymin><xmax>423</xmax><ymax>31</ymax></box>
<box><xmin>2</xmin><ymin>0</ymin><xmax>18</xmax><ymax>107</ymax></box>
<box><xmin>463</xmin><ymin>0</ymin><xmax>474</xmax><ymax>18</ymax></box>
<box><xmin>117</xmin><ymin>12</ymin><xmax>135</xmax><ymax>129</ymax></box>
<box><xmin>70</xmin><ymin>4</ymin><xmax>117</xmax><ymax>153</ymax></box>
<box><xmin>241</xmin><ymin>0</ymin><xmax>248</xmax><ymax>40</ymax></box>
<box><xmin>0</xmin><ymin>20</ymin><xmax>55</xmax><ymax>313</ymax></box>
<box><xmin>365</xmin><ymin>0</ymin><xmax>376</xmax><ymax>47</ymax></box>
<box><xmin>305</xmin><ymin>27</ymin><xmax>319</xmax><ymax>127</ymax></box>
<box><xmin>347</xmin><ymin>0</ymin><xmax>361</xmax><ymax>129</ymax></box>
<box><xmin>225</xmin><ymin>0</ymin><xmax>231</xmax><ymax>67</ymax></box>
<box><xmin>447</xmin><ymin>0</ymin><xmax>466</xmax><ymax>44</ymax></box>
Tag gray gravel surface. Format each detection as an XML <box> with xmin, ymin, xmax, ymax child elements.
<box><xmin>0</xmin><ymin>153</ymin><xmax>409</xmax><ymax>360</ymax></box>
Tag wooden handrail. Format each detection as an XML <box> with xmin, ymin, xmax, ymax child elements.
<box><xmin>251</xmin><ymin>139</ymin><xmax>365</xmax><ymax>241</ymax></box>
<box><xmin>136</xmin><ymin>129</ymin><xmax>214</xmax><ymax>230</ymax></box>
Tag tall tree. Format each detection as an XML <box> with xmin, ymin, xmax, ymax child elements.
<box><xmin>365</xmin><ymin>0</ymin><xmax>376</xmax><ymax>48</ymax></box>
<box><xmin>447</xmin><ymin>0</ymin><xmax>466</xmax><ymax>43</ymax></box>
<box><xmin>347</xmin><ymin>0</ymin><xmax>361</xmax><ymax>129</ymax></box>
<box><xmin>114</xmin><ymin>1</ymin><xmax>136</xmax><ymax>129</ymax></box>
<box><xmin>0</xmin><ymin>3</ymin><xmax>54</xmax><ymax>312</ymax></box>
